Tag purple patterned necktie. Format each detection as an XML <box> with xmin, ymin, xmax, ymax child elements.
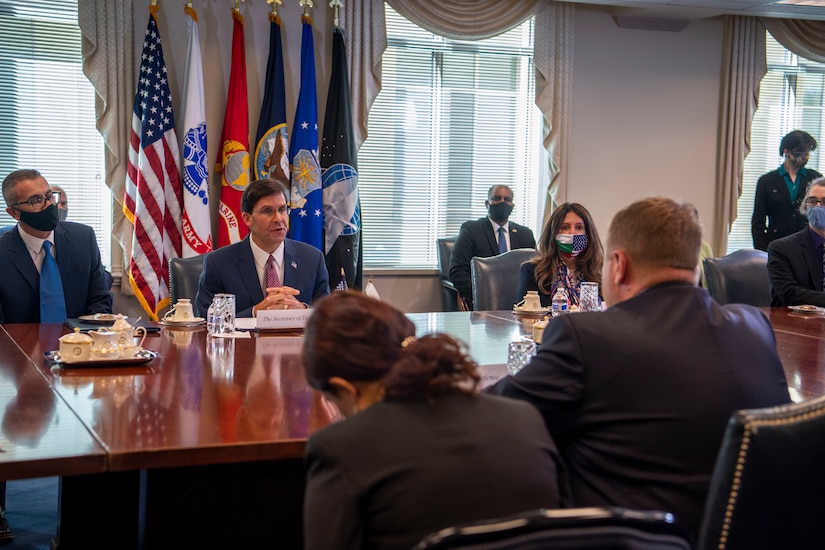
<box><xmin>265</xmin><ymin>255</ymin><xmax>281</xmax><ymax>289</ymax></box>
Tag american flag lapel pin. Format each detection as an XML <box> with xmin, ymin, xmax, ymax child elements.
<box><xmin>291</xmin><ymin>261</ymin><xmax>297</xmax><ymax>269</ymax></box>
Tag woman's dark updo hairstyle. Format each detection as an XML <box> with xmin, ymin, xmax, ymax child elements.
<box><xmin>303</xmin><ymin>291</ymin><xmax>480</xmax><ymax>399</ymax></box>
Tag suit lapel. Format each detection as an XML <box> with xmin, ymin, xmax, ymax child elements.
<box><xmin>801</xmin><ymin>232</ymin><xmax>823</xmax><ymax>291</ymax></box>
<box><xmin>282</xmin><ymin>240</ymin><xmax>299</xmax><ymax>287</ymax></box>
<box><xmin>7</xmin><ymin>229</ymin><xmax>38</xmax><ymax>291</ymax></box>
<box><xmin>773</xmin><ymin>174</ymin><xmax>794</xmax><ymax>207</ymax></box>
<box><xmin>237</xmin><ymin>238</ymin><xmax>265</xmax><ymax>303</ymax></box>
<box><xmin>54</xmin><ymin>224</ymin><xmax>73</xmax><ymax>285</ymax></box>
<box><xmin>482</xmin><ymin>219</ymin><xmax>499</xmax><ymax>255</ymax></box>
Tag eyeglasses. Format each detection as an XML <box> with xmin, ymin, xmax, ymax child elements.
<box><xmin>10</xmin><ymin>191</ymin><xmax>61</xmax><ymax>211</ymax></box>
<box><xmin>806</xmin><ymin>197</ymin><xmax>825</xmax><ymax>207</ymax></box>
<box><xmin>253</xmin><ymin>205</ymin><xmax>290</xmax><ymax>217</ymax></box>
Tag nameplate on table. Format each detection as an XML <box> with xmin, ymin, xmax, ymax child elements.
<box><xmin>256</xmin><ymin>309</ymin><xmax>311</xmax><ymax>331</ymax></box>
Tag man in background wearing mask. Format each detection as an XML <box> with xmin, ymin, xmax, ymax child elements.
<box><xmin>768</xmin><ymin>177</ymin><xmax>825</xmax><ymax>307</ymax></box>
<box><xmin>489</xmin><ymin>197</ymin><xmax>790</xmax><ymax>541</ymax></box>
<box><xmin>449</xmin><ymin>185</ymin><xmax>536</xmax><ymax>310</ymax></box>
<box><xmin>752</xmin><ymin>130</ymin><xmax>822</xmax><ymax>251</ymax></box>
<box><xmin>0</xmin><ymin>169</ymin><xmax>112</xmax><ymax>323</ymax></box>
<box><xmin>51</xmin><ymin>184</ymin><xmax>69</xmax><ymax>221</ymax></box>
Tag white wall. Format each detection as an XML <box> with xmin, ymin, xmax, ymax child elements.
<box><xmin>123</xmin><ymin>2</ymin><xmax>725</xmax><ymax>314</ymax></box>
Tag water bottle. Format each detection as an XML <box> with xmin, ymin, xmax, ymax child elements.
<box><xmin>551</xmin><ymin>285</ymin><xmax>568</xmax><ymax>317</ymax></box>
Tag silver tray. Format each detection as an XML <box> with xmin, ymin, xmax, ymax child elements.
<box><xmin>44</xmin><ymin>349</ymin><xmax>158</xmax><ymax>368</ymax></box>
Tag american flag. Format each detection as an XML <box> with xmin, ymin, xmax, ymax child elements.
<box><xmin>124</xmin><ymin>7</ymin><xmax>183</xmax><ymax>321</ymax></box>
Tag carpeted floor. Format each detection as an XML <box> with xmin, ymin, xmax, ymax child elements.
<box><xmin>4</xmin><ymin>477</ymin><xmax>57</xmax><ymax>550</ymax></box>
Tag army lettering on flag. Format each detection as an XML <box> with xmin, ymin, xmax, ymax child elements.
<box><xmin>287</xmin><ymin>15</ymin><xmax>323</xmax><ymax>250</ymax></box>
<box><xmin>321</xmin><ymin>26</ymin><xmax>362</xmax><ymax>291</ymax></box>
<box><xmin>254</xmin><ymin>12</ymin><xmax>289</xmax><ymax>187</ymax></box>
<box><xmin>124</xmin><ymin>5</ymin><xmax>183</xmax><ymax>320</ymax></box>
<box><xmin>180</xmin><ymin>4</ymin><xmax>211</xmax><ymax>257</ymax></box>
<box><xmin>216</xmin><ymin>8</ymin><xmax>250</xmax><ymax>247</ymax></box>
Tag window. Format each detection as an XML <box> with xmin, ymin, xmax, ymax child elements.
<box><xmin>358</xmin><ymin>6</ymin><xmax>545</xmax><ymax>269</ymax></box>
<box><xmin>0</xmin><ymin>1</ymin><xmax>111</xmax><ymax>265</ymax></box>
<box><xmin>728</xmin><ymin>33</ymin><xmax>825</xmax><ymax>253</ymax></box>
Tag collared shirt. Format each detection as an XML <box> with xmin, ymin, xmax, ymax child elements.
<box><xmin>249</xmin><ymin>238</ymin><xmax>285</xmax><ymax>292</ymax></box>
<box><xmin>17</xmin><ymin>225</ymin><xmax>55</xmax><ymax>274</ymax></box>
<box><xmin>779</xmin><ymin>164</ymin><xmax>808</xmax><ymax>201</ymax></box>
<box><xmin>489</xmin><ymin>218</ymin><xmax>511</xmax><ymax>251</ymax></box>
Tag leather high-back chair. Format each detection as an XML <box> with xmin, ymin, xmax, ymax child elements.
<box><xmin>437</xmin><ymin>238</ymin><xmax>464</xmax><ymax>311</ymax></box>
<box><xmin>415</xmin><ymin>507</ymin><xmax>691</xmax><ymax>550</ymax></box>
<box><xmin>470</xmin><ymin>248</ymin><xmax>535</xmax><ymax>311</ymax></box>
<box><xmin>703</xmin><ymin>249</ymin><xmax>770</xmax><ymax>306</ymax></box>
<box><xmin>169</xmin><ymin>254</ymin><xmax>207</xmax><ymax>306</ymax></box>
<box><xmin>697</xmin><ymin>394</ymin><xmax>825</xmax><ymax>550</ymax></box>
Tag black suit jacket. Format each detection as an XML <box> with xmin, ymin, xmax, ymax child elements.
<box><xmin>488</xmin><ymin>282</ymin><xmax>790</xmax><ymax>540</ymax></box>
<box><xmin>767</xmin><ymin>227</ymin><xmax>825</xmax><ymax>306</ymax></box>
<box><xmin>304</xmin><ymin>393</ymin><xmax>566</xmax><ymax>550</ymax></box>
<box><xmin>0</xmin><ymin>223</ymin><xmax>112</xmax><ymax>323</ymax></box>
<box><xmin>449</xmin><ymin>217</ymin><xmax>535</xmax><ymax>309</ymax></box>
<box><xmin>752</xmin><ymin>168</ymin><xmax>822</xmax><ymax>251</ymax></box>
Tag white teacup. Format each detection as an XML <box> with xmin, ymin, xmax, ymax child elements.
<box><xmin>517</xmin><ymin>291</ymin><xmax>542</xmax><ymax>311</ymax></box>
<box><xmin>164</xmin><ymin>298</ymin><xmax>194</xmax><ymax>322</ymax></box>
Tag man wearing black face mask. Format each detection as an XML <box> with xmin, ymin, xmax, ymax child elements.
<box><xmin>449</xmin><ymin>185</ymin><xmax>536</xmax><ymax>310</ymax></box>
<box><xmin>0</xmin><ymin>169</ymin><xmax>112</xmax><ymax>323</ymax></box>
<box><xmin>752</xmin><ymin>130</ymin><xmax>822</xmax><ymax>251</ymax></box>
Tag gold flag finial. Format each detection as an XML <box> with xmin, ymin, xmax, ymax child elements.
<box><xmin>233</xmin><ymin>0</ymin><xmax>245</xmax><ymax>13</ymax></box>
<box><xmin>267</xmin><ymin>0</ymin><xmax>282</xmax><ymax>17</ymax></box>
<box><xmin>299</xmin><ymin>0</ymin><xmax>314</xmax><ymax>17</ymax></box>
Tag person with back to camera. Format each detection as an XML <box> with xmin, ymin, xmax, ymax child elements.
<box><xmin>517</xmin><ymin>202</ymin><xmax>603</xmax><ymax>309</ymax></box>
<box><xmin>752</xmin><ymin>130</ymin><xmax>822</xmax><ymax>251</ymax></box>
<box><xmin>767</xmin><ymin>177</ymin><xmax>825</xmax><ymax>307</ymax></box>
<box><xmin>489</xmin><ymin>197</ymin><xmax>790</xmax><ymax>542</ymax></box>
<box><xmin>301</xmin><ymin>291</ymin><xmax>566</xmax><ymax>550</ymax></box>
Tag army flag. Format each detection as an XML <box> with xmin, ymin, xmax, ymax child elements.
<box><xmin>321</xmin><ymin>26</ymin><xmax>362</xmax><ymax>290</ymax></box>
<box><xmin>180</xmin><ymin>4</ymin><xmax>211</xmax><ymax>257</ymax></box>
<box><xmin>287</xmin><ymin>15</ymin><xmax>323</xmax><ymax>250</ymax></box>
<box><xmin>124</xmin><ymin>6</ymin><xmax>183</xmax><ymax>320</ymax></box>
<box><xmin>254</xmin><ymin>12</ymin><xmax>289</xmax><ymax>186</ymax></box>
<box><xmin>216</xmin><ymin>9</ymin><xmax>250</xmax><ymax>247</ymax></box>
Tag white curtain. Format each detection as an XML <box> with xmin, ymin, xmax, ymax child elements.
<box><xmin>78</xmin><ymin>0</ymin><xmax>134</xmax><ymax>281</ymax></box>
<box><xmin>714</xmin><ymin>15</ymin><xmax>765</xmax><ymax>255</ymax></box>
<box><xmin>342</xmin><ymin>0</ymin><xmax>574</xmax><ymax>217</ymax></box>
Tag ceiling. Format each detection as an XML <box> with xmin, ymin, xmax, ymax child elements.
<box><xmin>571</xmin><ymin>0</ymin><xmax>825</xmax><ymax>25</ymax></box>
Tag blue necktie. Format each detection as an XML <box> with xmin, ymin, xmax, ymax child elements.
<box><xmin>40</xmin><ymin>241</ymin><xmax>67</xmax><ymax>323</ymax></box>
<box><xmin>498</xmin><ymin>226</ymin><xmax>508</xmax><ymax>254</ymax></box>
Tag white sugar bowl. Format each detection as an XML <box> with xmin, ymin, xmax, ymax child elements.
<box><xmin>58</xmin><ymin>328</ymin><xmax>93</xmax><ymax>363</ymax></box>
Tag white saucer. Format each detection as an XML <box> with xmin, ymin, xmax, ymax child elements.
<box><xmin>788</xmin><ymin>305</ymin><xmax>825</xmax><ymax>315</ymax></box>
<box><xmin>513</xmin><ymin>306</ymin><xmax>550</xmax><ymax>317</ymax></box>
<box><xmin>161</xmin><ymin>317</ymin><xmax>206</xmax><ymax>327</ymax></box>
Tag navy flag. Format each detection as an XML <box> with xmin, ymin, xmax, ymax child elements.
<box><xmin>254</xmin><ymin>12</ymin><xmax>289</xmax><ymax>186</ymax></box>
<box><xmin>321</xmin><ymin>26</ymin><xmax>362</xmax><ymax>290</ymax></box>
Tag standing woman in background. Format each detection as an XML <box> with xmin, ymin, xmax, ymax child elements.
<box><xmin>752</xmin><ymin>130</ymin><xmax>822</xmax><ymax>251</ymax></box>
<box><xmin>518</xmin><ymin>202</ymin><xmax>604</xmax><ymax>309</ymax></box>
<box><xmin>302</xmin><ymin>291</ymin><xmax>566</xmax><ymax>550</ymax></box>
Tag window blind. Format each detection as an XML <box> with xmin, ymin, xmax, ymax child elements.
<box><xmin>0</xmin><ymin>1</ymin><xmax>110</xmax><ymax>265</ymax></box>
<box><xmin>728</xmin><ymin>33</ymin><xmax>825</xmax><ymax>253</ymax></box>
<box><xmin>358</xmin><ymin>5</ymin><xmax>544</xmax><ymax>269</ymax></box>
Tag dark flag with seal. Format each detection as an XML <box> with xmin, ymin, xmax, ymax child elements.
<box><xmin>321</xmin><ymin>26</ymin><xmax>362</xmax><ymax>290</ymax></box>
<box><xmin>254</xmin><ymin>11</ymin><xmax>289</xmax><ymax>187</ymax></box>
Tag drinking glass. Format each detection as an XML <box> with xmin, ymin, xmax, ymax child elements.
<box><xmin>579</xmin><ymin>282</ymin><xmax>600</xmax><ymax>312</ymax></box>
<box><xmin>208</xmin><ymin>293</ymin><xmax>236</xmax><ymax>335</ymax></box>
<box><xmin>507</xmin><ymin>340</ymin><xmax>536</xmax><ymax>376</ymax></box>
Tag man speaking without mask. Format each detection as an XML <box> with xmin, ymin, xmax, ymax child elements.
<box><xmin>449</xmin><ymin>185</ymin><xmax>536</xmax><ymax>310</ymax></box>
<box><xmin>0</xmin><ymin>169</ymin><xmax>112</xmax><ymax>323</ymax></box>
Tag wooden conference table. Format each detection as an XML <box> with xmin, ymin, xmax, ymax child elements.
<box><xmin>0</xmin><ymin>307</ymin><xmax>822</xmax><ymax>548</ymax></box>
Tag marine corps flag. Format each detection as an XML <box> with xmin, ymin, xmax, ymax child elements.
<box><xmin>321</xmin><ymin>26</ymin><xmax>362</xmax><ymax>290</ymax></box>
<box><xmin>254</xmin><ymin>12</ymin><xmax>289</xmax><ymax>186</ymax></box>
<box><xmin>180</xmin><ymin>3</ymin><xmax>211</xmax><ymax>257</ymax></box>
<box><xmin>288</xmin><ymin>15</ymin><xmax>323</xmax><ymax>250</ymax></box>
<box><xmin>124</xmin><ymin>5</ymin><xmax>183</xmax><ymax>320</ymax></box>
<box><xmin>216</xmin><ymin>8</ymin><xmax>250</xmax><ymax>247</ymax></box>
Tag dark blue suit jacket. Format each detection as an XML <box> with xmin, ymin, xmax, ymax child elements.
<box><xmin>488</xmin><ymin>282</ymin><xmax>790</xmax><ymax>540</ymax></box>
<box><xmin>195</xmin><ymin>236</ymin><xmax>330</xmax><ymax>317</ymax></box>
<box><xmin>0</xmin><ymin>223</ymin><xmax>112</xmax><ymax>323</ymax></box>
<box><xmin>767</xmin><ymin>227</ymin><xmax>825</xmax><ymax>307</ymax></box>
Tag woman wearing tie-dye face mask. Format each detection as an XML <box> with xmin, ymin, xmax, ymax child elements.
<box><xmin>518</xmin><ymin>202</ymin><xmax>604</xmax><ymax>309</ymax></box>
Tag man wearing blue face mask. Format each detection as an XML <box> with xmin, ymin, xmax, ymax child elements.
<box><xmin>0</xmin><ymin>169</ymin><xmax>112</xmax><ymax>323</ymax></box>
<box><xmin>752</xmin><ymin>130</ymin><xmax>822</xmax><ymax>251</ymax></box>
<box><xmin>449</xmin><ymin>185</ymin><xmax>536</xmax><ymax>310</ymax></box>
<box><xmin>768</xmin><ymin>177</ymin><xmax>825</xmax><ymax>307</ymax></box>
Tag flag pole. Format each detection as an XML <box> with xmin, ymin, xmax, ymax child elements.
<box><xmin>300</xmin><ymin>0</ymin><xmax>314</xmax><ymax>17</ymax></box>
<box><xmin>330</xmin><ymin>0</ymin><xmax>342</xmax><ymax>27</ymax></box>
<box><xmin>267</xmin><ymin>0</ymin><xmax>282</xmax><ymax>17</ymax></box>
